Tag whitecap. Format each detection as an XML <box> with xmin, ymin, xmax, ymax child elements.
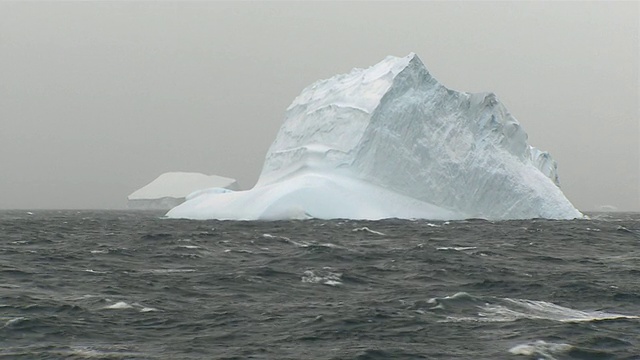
<box><xmin>179</xmin><ymin>245</ymin><xmax>200</xmax><ymax>249</ymax></box>
<box><xmin>301</xmin><ymin>270</ymin><xmax>343</xmax><ymax>286</ymax></box>
<box><xmin>84</xmin><ymin>269</ymin><xmax>107</xmax><ymax>274</ymax></box>
<box><xmin>2</xmin><ymin>317</ymin><xmax>26</xmax><ymax>328</ymax></box>
<box><xmin>65</xmin><ymin>345</ymin><xmax>141</xmax><ymax>358</ymax></box>
<box><xmin>509</xmin><ymin>340</ymin><xmax>572</xmax><ymax>359</ymax></box>
<box><xmin>436</xmin><ymin>246</ymin><xmax>477</xmax><ymax>251</ymax></box>
<box><xmin>146</xmin><ymin>268</ymin><xmax>196</xmax><ymax>274</ymax></box>
<box><xmin>261</xmin><ymin>233</ymin><xmax>309</xmax><ymax>247</ymax></box>
<box><xmin>323</xmin><ymin>280</ymin><xmax>342</xmax><ymax>286</ymax></box>
<box><xmin>103</xmin><ymin>301</ymin><xmax>133</xmax><ymax>310</ymax></box>
<box><xmin>495</xmin><ymin>298</ymin><xmax>639</xmax><ymax>322</ymax></box>
<box><xmin>352</xmin><ymin>227</ymin><xmax>385</xmax><ymax>236</ymax></box>
<box><xmin>433</xmin><ymin>293</ymin><xmax>638</xmax><ymax>323</ymax></box>
<box><xmin>428</xmin><ymin>292</ymin><xmax>475</xmax><ymax>303</ymax></box>
<box><xmin>317</xmin><ymin>243</ymin><xmax>347</xmax><ymax>250</ymax></box>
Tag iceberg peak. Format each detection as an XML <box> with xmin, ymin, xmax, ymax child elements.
<box><xmin>167</xmin><ymin>54</ymin><xmax>582</xmax><ymax>220</ymax></box>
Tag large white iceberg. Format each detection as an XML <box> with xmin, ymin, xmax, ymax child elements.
<box><xmin>128</xmin><ymin>172</ymin><xmax>238</xmax><ymax>210</ymax></box>
<box><xmin>167</xmin><ymin>53</ymin><xmax>582</xmax><ymax>220</ymax></box>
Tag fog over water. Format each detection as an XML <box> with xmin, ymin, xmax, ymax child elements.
<box><xmin>1</xmin><ymin>2</ymin><xmax>638</xmax><ymax>211</ymax></box>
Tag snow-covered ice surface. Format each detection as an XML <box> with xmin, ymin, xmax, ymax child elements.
<box><xmin>167</xmin><ymin>53</ymin><xmax>582</xmax><ymax>220</ymax></box>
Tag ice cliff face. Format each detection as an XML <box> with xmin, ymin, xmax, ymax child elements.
<box><xmin>167</xmin><ymin>53</ymin><xmax>582</xmax><ymax>220</ymax></box>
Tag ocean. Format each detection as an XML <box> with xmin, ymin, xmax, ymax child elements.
<box><xmin>0</xmin><ymin>210</ymin><xmax>638</xmax><ymax>359</ymax></box>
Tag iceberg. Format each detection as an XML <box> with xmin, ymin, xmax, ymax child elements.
<box><xmin>128</xmin><ymin>172</ymin><xmax>238</xmax><ymax>210</ymax></box>
<box><xmin>167</xmin><ymin>53</ymin><xmax>582</xmax><ymax>220</ymax></box>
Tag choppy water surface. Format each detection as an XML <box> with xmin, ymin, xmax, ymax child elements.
<box><xmin>0</xmin><ymin>210</ymin><xmax>639</xmax><ymax>359</ymax></box>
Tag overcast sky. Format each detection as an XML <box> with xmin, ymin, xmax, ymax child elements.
<box><xmin>1</xmin><ymin>1</ymin><xmax>638</xmax><ymax>211</ymax></box>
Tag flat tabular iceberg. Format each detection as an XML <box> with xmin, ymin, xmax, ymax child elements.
<box><xmin>128</xmin><ymin>172</ymin><xmax>238</xmax><ymax>210</ymax></box>
<box><xmin>167</xmin><ymin>53</ymin><xmax>582</xmax><ymax>220</ymax></box>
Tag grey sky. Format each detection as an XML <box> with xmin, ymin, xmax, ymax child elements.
<box><xmin>1</xmin><ymin>1</ymin><xmax>638</xmax><ymax>211</ymax></box>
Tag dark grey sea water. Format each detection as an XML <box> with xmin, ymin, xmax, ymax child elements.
<box><xmin>0</xmin><ymin>210</ymin><xmax>639</xmax><ymax>359</ymax></box>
